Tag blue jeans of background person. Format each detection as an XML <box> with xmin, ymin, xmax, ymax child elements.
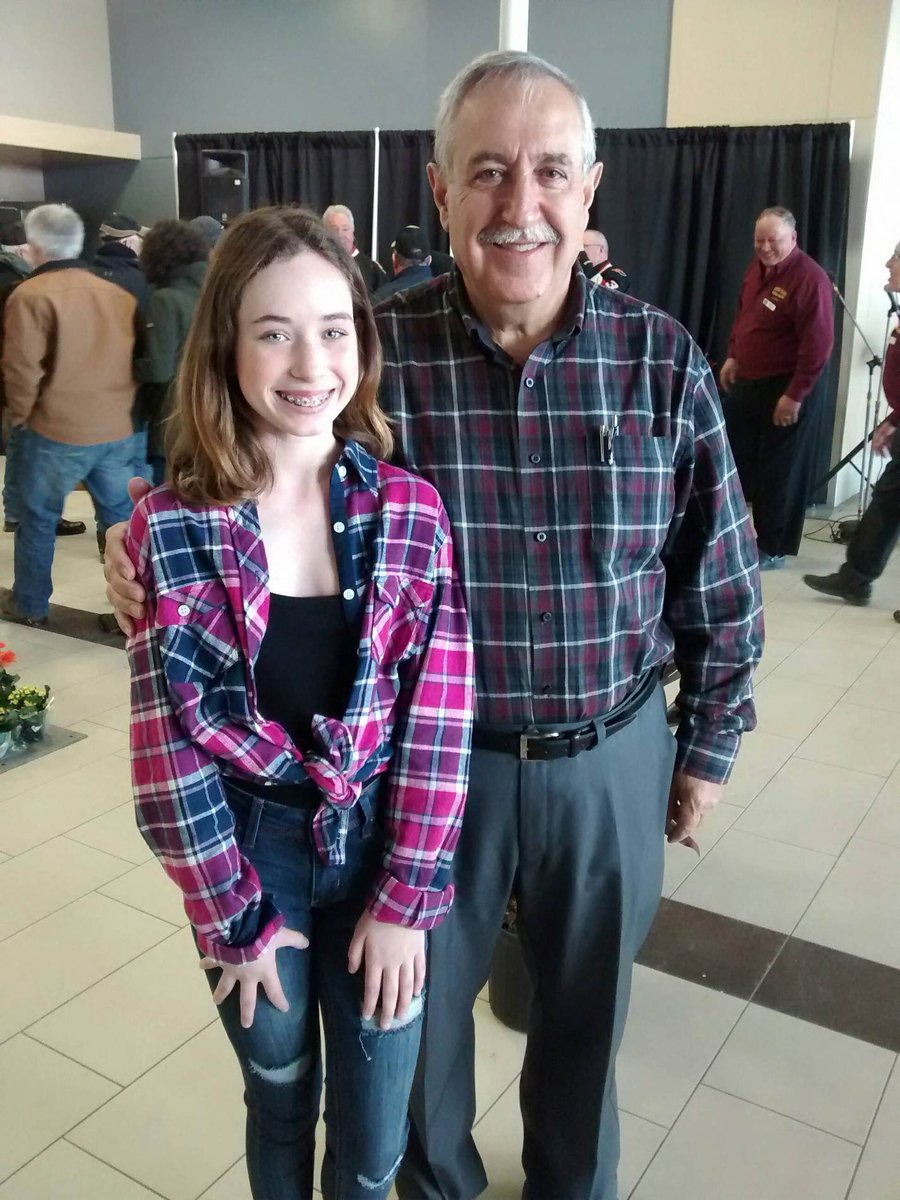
<box><xmin>2</xmin><ymin>423</ymin><xmax>24</xmax><ymax>524</ymax></box>
<box><xmin>12</xmin><ymin>428</ymin><xmax>134</xmax><ymax>618</ymax></box>
<box><xmin>208</xmin><ymin>781</ymin><xmax>423</xmax><ymax>1200</ymax></box>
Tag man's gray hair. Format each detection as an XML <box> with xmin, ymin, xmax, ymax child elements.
<box><xmin>757</xmin><ymin>206</ymin><xmax>796</xmax><ymax>229</ymax></box>
<box><xmin>322</xmin><ymin>204</ymin><xmax>354</xmax><ymax>231</ymax></box>
<box><xmin>24</xmin><ymin>204</ymin><xmax>84</xmax><ymax>260</ymax></box>
<box><xmin>434</xmin><ymin>50</ymin><xmax>596</xmax><ymax>178</ymax></box>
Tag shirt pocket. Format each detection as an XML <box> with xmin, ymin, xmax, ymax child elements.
<box><xmin>368</xmin><ymin>572</ymin><xmax>436</xmax><ymax>665</ymax></box>
<box><xmin>156</xmin><ymin>579</ymin><xmax>240</xmax><ymax>683</ymax></box>
<box><xmin>585</xmin><ymin>432</ymin><xmax>673</xmax><ymax>556</ymax></box>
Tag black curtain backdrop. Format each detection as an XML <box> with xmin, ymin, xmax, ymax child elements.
<box><xmin>174</xmin><ymin>130</ymin><xmax>377</xmax><ymax>254</ymax></box>
<box><xmin>590</xmin><ymin>123</ymin><xmax>850</xmax><ymax>503</ymax></box>
<box><xmin>175</xmin><ymin>122</ymin><xmax>850</xmax><ymax>505</ymax></box>
<box><xmin>376</xmin><ymin>130</ymin><xmax>449</xmax><ymax>267</ymax></box>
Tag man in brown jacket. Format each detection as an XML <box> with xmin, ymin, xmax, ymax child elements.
<box><xmin>0</xmin><ymin>204</ymin><xmax>136</xmax><ymax>626</ymax></box>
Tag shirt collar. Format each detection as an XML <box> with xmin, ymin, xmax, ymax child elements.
<box><xmin>447</xmin><ymin>263</ymin><xmax>587</xmax><ymax>359</ymax></box>
<box><xmin>340</xmin><ymin>439</ymin><xmax>379</xmax><ymax>495</ymax></box>
<box><xmin>759</xmin><ymin>244</ymin><xmax>800</xmax><ymax>282</ymax></box>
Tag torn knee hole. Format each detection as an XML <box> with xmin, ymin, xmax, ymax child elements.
<box><xmin>247</xmin><ymin>1050</ymin><xmax>313</xmax><ymax>1085</ymax></box>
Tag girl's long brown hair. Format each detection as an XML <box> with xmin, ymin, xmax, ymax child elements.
<box><xmin>168</xmin><ymin>205</ymin><xmax>390</xmax><ymax>505</ymax></box>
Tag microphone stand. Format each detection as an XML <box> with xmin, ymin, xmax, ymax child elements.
<box><xmin>812</xmin><ymin>283</ymin><xmax>894</xmax><ymax>539</ymax></box>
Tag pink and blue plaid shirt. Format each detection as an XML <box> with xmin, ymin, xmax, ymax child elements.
<box><xmin>127</xmin><ymin>441</ymin><xmax>474</xmax><ymax>964</ymax></box>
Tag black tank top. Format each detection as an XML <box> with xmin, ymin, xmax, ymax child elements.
<box><xmin>255</xmin><ymin>593</ymin><xmax>358</xmax><ymax>752</ymax></box>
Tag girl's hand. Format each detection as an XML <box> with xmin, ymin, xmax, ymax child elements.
<box><xmin>348</xmin><ymin>912</ymin><xmax>426</xmax><ymax>1029</ymax></box>
<box><xmin>199</xmin><ymin>925</ymin><xmax>309</xmax><ymax>1029</ymax></box>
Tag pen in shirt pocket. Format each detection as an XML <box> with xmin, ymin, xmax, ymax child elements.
<box><xmin>599</xmin><ymin>417</ymin><xmax>619</xmax><ymax>464</ymax></box>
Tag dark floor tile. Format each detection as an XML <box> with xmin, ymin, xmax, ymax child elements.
<box><xmin>637</xmin><ymin>898</ymin><xmax>787</xmax><ymax>998</ymax></box>
<box><xmin>44</xmin><ymin>603</ymin><xmax>127</xmax><ymax>649</ymax></box>
<box><xmin>754</xmin><ymin>936</ymin><xmax>900</xmax><ymax>1053</ymax></box>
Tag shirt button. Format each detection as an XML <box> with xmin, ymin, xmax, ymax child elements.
<box><xmin>338</xmin><ymin>464</ymin><xmax>347</xmax><ymax>479</ymax></box>
<box><xmin>535</xmin><ymin>531</ymin><xmax>548</xmax><ymax>543</ymax></box>
<box><xmin>540</xmin><ymin>611</ymin><xmax>552</xmax><ymax>623</ymax></box>
<box><xmin>541</xmin><ymin>684</ymin><xmax>552</xmax><ymax>695</ymax></box>
<box><xmin>177</xmin><ymin>604</ymin><xmax>190</xmax><ymax>617</ymax></box>
<box><xmin>342</xmin><ymin>588</ymin><xmax>355</xmax><ymax>601</ymax></box>
<box><xmin>524</xmin><ymin>377</ymin><xmax>535</xmax><ymax>389</ymax></box>
<box><xmin>333</xmin><ymin>521</ymin><xmax>346</xmax><ymax>534</ymax></box>
<box><xmin>529</xmin><ymin>453</ymin><xmax>541</xmax><ymax>465</ymax></box>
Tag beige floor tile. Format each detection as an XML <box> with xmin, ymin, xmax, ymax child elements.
<box><xmin>32</xmin><ymin>645</ymin><xmax>127</xmax><ymax>694</ymax></box>
<box><xmin>704</xmin><ymin>1005</ymin><xmax>893</xmax><ymax>1144</ymax></box>
<box><xmin>818</xmin><ymin>605</ymin><xmax>899</xmax><ymax>648</ymax></box>
<box><xmin>28</xmin><ymin>927</ymin><xmax>215</xmax><ymax>1084</ymax></box>
<box><xmin>0</xmin><ymin>892</ymin><xmax>174</xmax><ymax>1042</ymax></box>
<box><xmin>855</xmin><ymin>767</ymin><xmax>900</xmax><ymax>848</ymax></box>
<box><xmin>761</xmin><ymin>597</ymin><xmax>833</xmax><ymax>643</ymax></box>
<box><xmin>752</xmin><ymin>636</ymin><xmax>801</xmax><ymax>682</ymax></box>
<box><xmin>0</xmin><ymin>1139</ymin><xmax>159</xmax><ymax>1199</ymax></box>
<box><xmin>735</xmin><ymin>758</ymin><xmax>882</xmax><ymax>856</ymax></box>
<box><xmin>844</xmin><ymin>645</ymin><xmax>900</xmax><ymax>713</ymax></box>
<box><xmin>769</xmin><ymin>633</ymin><xmax>879</xmax><ymax>690</ymax></box>
<box><xmin>99</xmin><ymin>859</ymin><xmax>190</xmax><ymax>927</ymax></box>
<box><xmin>795</xmin><ymin>837</ymin><xmax>900</xmax><ymax>969</ymax></box>
<box><xmin>617</xmin><ymin>966</ymin><xmax>744</xmax><ymax>1128</ymax></box>
<box><xmin>619</xmin><ymin>1110</ymin><xmax>667</xmax><ymax>1199</ymax></box>
<box><xmin>721</xmin><ymin>731</ymin><xmax>799</xmax><ymax>808</ymax></box>
<box><xmin>0</xmin><ymin>1035</ymin><xmax>118</xmax><ymax>1184</ymax></box>
<box><xmin>198</xmin><ymin>1159</ymin><xmax>252</xmax><ymax>1200</ymax></box>
<box><xmin>752</xmin><ymin>675</ymin><xmax>844</xmax><ymax>741</ymax></box>
<box><xmin>69</xmin><ymin>1023</ymin><xmax>247</xmax><ymax>1200</ymax></box>
<box><xmin>631</xmin><ymin>1086</ymin><xmax>859</xmax><ymax>1200</ymax></box>
<box><xmin>51</xmin><ymin>674</ymin><xmax>131</xmax><ymax>728</ymax></box>
<box><xmin>473</xmin><ymin>998</ymin><xmax>527</xmax><ymax>1121</ymax></box>
<box><xmin>796</xmin><ymin>702</ymin><xmax>900</xmax><ymax>778</ymax></box>
<box><xmin>0</xmin><ymin>754</ymin><xmax>133</xmax><ymax>855</ymax></box>
<box><xmin>0</xmin><ymin>720</ymin><xmax>125</xmax><ymax>805</ymax></box>
<box><xmin>0</xmin><ymin>836</ymin><xmax>133</xmax><ymax>942</ymax></box>
<box><xmin>661</xmin><ymin>801</ymin><xmax>742</xmax><ymax>897</ymax></box>
<box><xmin>849</xmin><ymin>1060</ymin><xmax>900</xmax><ymax>1200</ymax></box>
<box><xmin>672</xmin><ymin>829</ymin><xmax>834</xmax><ymax>934</ymax></box>
<box><xmin>89</xmin><ymin>702</ymin><xmax>132</xmax><ymax>733</ymax></box>
<box><xmin>65</xmin><ymin>802</ymin><xmax>150</xmax><ymax>865</ymax></box>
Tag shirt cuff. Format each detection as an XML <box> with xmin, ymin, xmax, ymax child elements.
<box><xmin>367</xmin><ymin>870</ymin><xmax>455</xmax><ymax>930</ymax></box>
<box><xmin>674</xmin><ymin>725</ymin><xmax>741</xmax><ymax>786</ymax></box>
<box><xmin>194</xmin><ymin>897</ymin><xmax>285</xmax><ymax>966</ymax></box>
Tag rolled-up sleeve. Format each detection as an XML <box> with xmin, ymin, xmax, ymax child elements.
<box><xmin>367</xmin><ymin>508</ymin><xmax>474</xmax><ymax>929</ymax></box>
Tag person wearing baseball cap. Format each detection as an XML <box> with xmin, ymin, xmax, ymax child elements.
<box><xmin>373</xmin><ymin>225</ymin><xmax>433</xmax><ymax>303</ymax></box>
<box><xmin>93</xmin><ymin>212</ymin><xmax>150</xmax><ymax>310</ymax></box>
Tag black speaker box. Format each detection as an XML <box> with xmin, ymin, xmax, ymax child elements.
<box><xmin>199</xmin><ymin>150</ymin><xmax>249</xmax><ymax>223</ymax></box>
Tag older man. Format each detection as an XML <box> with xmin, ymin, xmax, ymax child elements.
<box><xmin>582</xmin><ymin>228</ymin><xmax>630</xmax><ymax>291</ymax></box>
<box><xmin>1</xmin><ymin>205</ymin><xmax>136</xmax><ymax>627</ymax></box>
<box><xmin>719</xmin><ymin>207</ymin><xmax>834</xmax><ymax>569</ymax></box>
<box><xmin>322</xmin><ymin>203</ymin><xmax>387</xmax><ymax>295</ymax></box>
<box><xmin>106</xmin><ymin>53</ymin><xmax>762</xmax><ymax>1200</ymax></box>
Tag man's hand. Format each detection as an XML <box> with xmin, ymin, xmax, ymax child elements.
<box><xmin>104</xmin><ymin>477</ymin><xmax>152</xmax><ymax>635</ymax></box>
<box><xmin>199</xmin><ymin>925</ymin><xmax>310</xmax><ymax>1029</ymax></box>
<box><xmin>719</xmin><ymin>358</ymin><xmax>739</xmax><ymax>391</ymax></box>
<box><xmin>348</xmin><ymin>912</ymin><xmax>426</xmax><ymax>1030</ymax></box>
<box><xmin>666</xmin><ymin>770</ymin><xmax>723</xmax><ymax>846</ymax></box>
<box><xmin>872</xmin><ymin>417</ymin><xmax>896</xmax><ymax>457</ymax></box>
<box><xmin>773</xmin><ymin>395</ymin><xmax>801</xmax><ymax>427</ymax></box>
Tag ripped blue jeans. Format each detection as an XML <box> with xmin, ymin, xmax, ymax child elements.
<box><xmin>207</xmin><ymin>782</ymin><xmax>424</xmax><ymax>1200</ymax></box>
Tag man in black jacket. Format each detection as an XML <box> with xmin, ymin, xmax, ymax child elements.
<box><xmin>93</xmin><ymin>213</ymin><xmax>150</xmax><ymax>311</ymax></box>
<box><xmin>373</xmin><ymin>226</ymin><xmax>433</xmax><ymax>302</ymax></box>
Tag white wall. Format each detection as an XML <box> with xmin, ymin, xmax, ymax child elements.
<box><xmin>667</xmin><ymin>0</ymin><xmax>894</xmax><ymax>504</ymax></box>
<box><xmin>0</xmin><ymin>0</ymin><xmax>114</xmax><ymax>129</ymax></box>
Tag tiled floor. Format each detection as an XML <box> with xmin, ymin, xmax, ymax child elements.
<box><xmin>1</xmin><ymin>489</ymin><xmax>900</xmax><ymax>1198</ymax></box>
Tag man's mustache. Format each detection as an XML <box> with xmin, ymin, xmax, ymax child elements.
<box><xmin>477</xmin><ymin>223</ymin><xmax>561</xmax><ymax>247</ymax></box>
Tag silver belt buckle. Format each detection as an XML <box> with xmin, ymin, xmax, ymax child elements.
<box><xmin>519</xmin><ymin>728</ymin><xmax>560</xmax><ymax>761</ymax></box>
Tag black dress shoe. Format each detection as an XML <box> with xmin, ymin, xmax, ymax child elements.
<box><xmin>802</xmin><ymin>571</ymin><xmax>871</xmax><ymax>605</ymax></box>
<box><xmin>3</xmin><ymin>519</ymin><xmax>87</xmax><ymax>536</ymax></box>
<box><xmin>894</xmin><ymin>610</ymin><xmax>900</xmax><ymax>624</ymax></box>
<box><xmin>56</xmin><ymin>518</ymin><xmax>86</xmax><ymax>536</ymax></box>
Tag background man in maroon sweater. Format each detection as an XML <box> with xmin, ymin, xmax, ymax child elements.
<box><xmin>719</xmin><ymin>206</ymin><xmax>834</xmax><ymax>568</ymax></box>
<box><xmin>804</xmin><ymin>242</ymin><xmax>900</xmax><ymax>618</ymax></box>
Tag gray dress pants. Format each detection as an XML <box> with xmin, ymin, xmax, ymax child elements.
<box><xmin>396</xmin><ymin>684</ymin><xmax>676</xmax><ymax>1200</ymax></box>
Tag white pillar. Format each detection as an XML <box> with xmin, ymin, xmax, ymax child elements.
<box><xmin>499</xmin><ymin>0</ymin><xmax>529</xmax><ymax>51</ymax></box>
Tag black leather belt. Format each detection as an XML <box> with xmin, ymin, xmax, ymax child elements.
<box><xmin>472</xmin><ymin>669</ymin><xmax>658</xmax><ymax>762</ymax></box>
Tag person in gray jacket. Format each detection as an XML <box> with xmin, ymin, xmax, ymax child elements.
<box><xmin>134</xmin><ymin>220</ymin><xmax>208</xmax><ymax>484</ymax></box>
